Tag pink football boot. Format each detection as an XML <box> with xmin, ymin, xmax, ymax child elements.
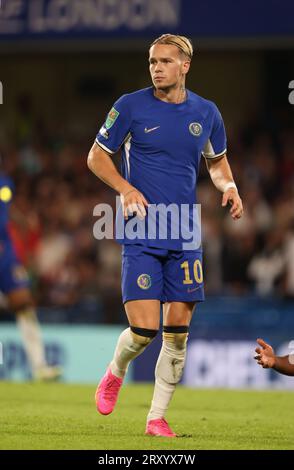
<box><xmin>95</xmin><ymin>368</ymin><xmax>123</xmax><ymax>415</ymax></box>
<box><xmin>145</xmin><ymin>418</ymin><xmax>177</xmax><ymax>437</ymax></box>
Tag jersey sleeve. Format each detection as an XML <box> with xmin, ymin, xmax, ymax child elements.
<box><xmin>95</xmin><ymin>94</ymin><xmax>132</xmax><ymax>155</ymax></box>
<box><xmin>202</xmin><ymin>104</ymin><xmax>227</xmax><ymax>159</ymax></box>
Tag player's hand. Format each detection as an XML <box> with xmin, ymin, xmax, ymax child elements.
<box><xmin>121</xmin><ymin>187</ymin><xmax>149</xmax><ymax>220</ymax></box>
<box><xmin>254</xmin><ymin>338</ymin><xmax>276</xmax><ymax>368</ymax></box>
<box><xmin>222</xmin><ymin>188</ymin><xmax>243</xmax><ymax>220</ymax></box>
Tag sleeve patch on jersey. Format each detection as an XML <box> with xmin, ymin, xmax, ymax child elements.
<box><xmin>99</xmin><ymin>126</ymin><xmax>109</xmax><ymax>139</ymax></box>
<box><xmin>105</xmin><ymin>107</ymin><xmax>119</xmax><ymax>129</ymax></box>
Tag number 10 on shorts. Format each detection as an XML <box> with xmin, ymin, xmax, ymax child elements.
<box><xmin>180</xmin><ymin>260</ymin><xmax>203</xmax><ymax>285</ymax></box>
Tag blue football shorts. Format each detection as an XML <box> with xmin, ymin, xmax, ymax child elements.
<box><xmin>0</xmin><ymin>240</ymin><xmax>30</xmax><ymax>294</ymax></box>
<box><xmin>121</xmin><ymin>244</ymin><xmax>205</xmax><ymax>304</ymax></box>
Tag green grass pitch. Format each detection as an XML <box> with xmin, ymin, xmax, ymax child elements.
<box><xmin>0</xmin><ymin>382</ymin><xmax>293</xmax><ymax>450</ymax></box>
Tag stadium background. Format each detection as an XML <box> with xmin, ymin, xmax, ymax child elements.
<box><xmin>0</xmin><ymin>0</ymin><xmax>294</xmax><ymax>390</ymax></box>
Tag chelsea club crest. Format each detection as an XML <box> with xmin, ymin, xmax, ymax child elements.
<box><xmin>189</xmin><ymin>122</ymin><xmax>203</xmax><ymax>137</ymax></box>
<box><xmin>137</xmin><ymin>274</ymin><xmax>152</xmax><ymax>290</ymax></box>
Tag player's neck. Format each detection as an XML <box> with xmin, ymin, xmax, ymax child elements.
<box><xmin>153</xmin><ymin>85</ymin><xmax>187</xmax><ymax>104</ymax></box>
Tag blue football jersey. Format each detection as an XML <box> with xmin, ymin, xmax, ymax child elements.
<box><xmin>96</xmin><ymin>87</ymin><xmax>227</xmax><ymax>250</ymax></box>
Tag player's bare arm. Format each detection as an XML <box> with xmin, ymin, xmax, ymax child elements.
<box><xmin>254</xmin><ymin>338</ymin><xmax>294</xmax><ymax>376</ymax></box>
<box><xmin>205</xmin><ymin>154</ymin><xmax>243</xmax><ymax>220</ymax></box>
<box><xmin>87</xmin><ymin>142</ymin><xmax>148</xmax><ymax>219</ymax></box>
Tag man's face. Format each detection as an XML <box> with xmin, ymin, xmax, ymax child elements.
<box><xmin>149</xmin><ymin>43</ymin><xmax>190</xmax><ymax>90</ymax></box>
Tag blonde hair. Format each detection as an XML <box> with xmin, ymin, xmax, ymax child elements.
<box><xmin>150</xmin><ymin>34</ymin><xmax>193</xmax><ymax>60</ymax></box>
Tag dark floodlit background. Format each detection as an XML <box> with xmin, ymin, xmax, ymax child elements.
<box><xmin>0</xmin><ymin>0</ymin><xmax>294</xmax><ymax>387</ymax></box>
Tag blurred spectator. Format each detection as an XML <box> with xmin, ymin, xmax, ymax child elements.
<box><xmin>284</xmin><ymin>223</ymin><xmax>294</xmax><ymax>298</ymax></box>
<box><xmin>248</xmin><ymin>228</ymin><xmax>285</xmax><ymax>296</ymax></box>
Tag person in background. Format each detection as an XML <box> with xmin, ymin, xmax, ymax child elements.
<box><xmin>254</xmin><ymin>338</ymin><xmax>294</xmax><ymax>376</ymax></box>
<box><xmin>0</xmin><ymin>169</ymin><xmax>61</xmax><ymax>380</ymax></box>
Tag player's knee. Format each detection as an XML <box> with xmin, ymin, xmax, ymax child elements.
<box><xmin>130</xmin><ymin>326</ymin><xmax>158</xmax><ymax>347</ymax></box>
<box><xmin>162</xmin><ymin>325</ymin><xmax>189</xmax><ymax>349</ymax></box>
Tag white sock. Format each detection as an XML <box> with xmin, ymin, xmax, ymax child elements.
<box><xmin>147</xmin><ymin>337</ymin><xmax>187</xmax><ymax>421</ymax></box>
<box><xmin>16</xmin><ymin>308</ymin><xmax>47</xmax><ymax>374</ymax></box>
<box><xmin>110</xmin><ymin>327</ymin><xmax>152</xmax><ymax>378</ymax></box>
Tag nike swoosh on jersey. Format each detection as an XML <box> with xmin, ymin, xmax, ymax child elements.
<box><xmin>144</xmin><ymin>126</ymin><xmax>160</xmax><ymax>133</ymax></box>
